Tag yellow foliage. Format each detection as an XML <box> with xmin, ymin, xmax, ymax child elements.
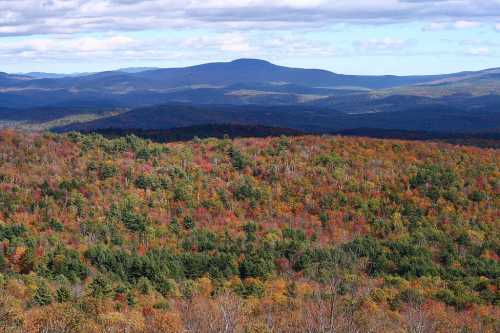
<box><xmin>467</xmin><ymin>229</ymin><xmax>485</xmax><ymax>244</ymax></box>
<box><xmin>25</xmin><ymin>303</ymin><xmax>93</xmax><ymax>333</ymax></box>
<box><xmin>296</xmin><ymin>282</ymin><xmax>314</xmax><ymax>297</ymax></box>
<box><xmin>5</xmin><ymin>279</ymin><xmax>27</xmax><ymax>299</ymax></box>
<box><xmin>144</xmin><ymin>311</ymin><xmax>184</xmax><ymax>333</ymax></box>
<box><xmin>197</xmin><ymin>276</ymin><xmax>213</xmax><ymax>297</ymax></box>
<box><xmin>265</xmin><ymin>278</ymin><xmax>288</xmax><ymax>304</ymax></box>
<box><xmin>99</xmin><ymin>310</ymin><xmax>145</xmax><ymax>333</ymax></box>
<box><xmin>226</xmin><ymin>276</ymin><xmax>243</xmax><ymax>289</ymax></box>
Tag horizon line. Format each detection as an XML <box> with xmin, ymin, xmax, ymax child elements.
<box><xmin>5</xmin><ymin>58</ymin><xmax>500</xmax><ymax>77</ymax></box>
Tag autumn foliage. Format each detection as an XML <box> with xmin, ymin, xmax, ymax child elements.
<box><xmin>0</xmin><ymin>130</ymin><xmax>498</xmax><ymax>332</ymax></box>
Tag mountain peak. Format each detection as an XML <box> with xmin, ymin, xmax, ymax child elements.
<box><xmin>230</xmin><ymin>58</ymin><xmax>274</xmax><ymax>66</ymax></box>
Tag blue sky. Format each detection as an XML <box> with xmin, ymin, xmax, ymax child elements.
<box><xmin>1</xmin><ymin>0</ymin><xmax>499</xmax><ymax>75</ymax></box>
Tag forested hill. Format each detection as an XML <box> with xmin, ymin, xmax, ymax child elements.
<box><xmin>0</xmin><ymin>131</ymin><xmax>498</xmax><ymax>332</ymax></box>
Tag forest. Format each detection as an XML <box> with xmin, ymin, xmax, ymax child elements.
<box><xmin>0</xmin><ymin>130</ymin><xmax>498</xmax><ymax>332</ymax></box>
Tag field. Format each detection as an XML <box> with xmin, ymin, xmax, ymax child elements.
<box><xmin>0</xmin><ymin>130</ymin><xmax>498</xmax><ymax>332</ymax></box>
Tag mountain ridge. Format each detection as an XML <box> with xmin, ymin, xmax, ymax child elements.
<box><xmin>1</xmin><ymin>59</ymin><xmax>499</xmax><ymax>134</ymax></box>
<box><xmin>7</xmin><ymin>59</ymin><xmax>500</xmax><ymax>78</ymax></box>
<box><xmin>4</xmin><ymin>58</ymin><xmax>500</xmax><ymax>90</ymax></box>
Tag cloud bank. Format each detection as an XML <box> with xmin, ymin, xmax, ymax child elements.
<box><xmin>1</xmin><ymin>0</ymin><xmax>498</xmax><ymax>74</ymax></box>
<box><xmin>0</xmin><ymin>0</ymin><xmax>499</xmax><ymax>36</ymax></box>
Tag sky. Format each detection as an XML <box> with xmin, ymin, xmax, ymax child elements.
<box><xmin>0</xmin><ymin>0</ymin><xmax>499</xmax><ymax>75</ymax></box>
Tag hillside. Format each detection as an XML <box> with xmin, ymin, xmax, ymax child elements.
<box><xmin>0</xmin><ymin>59</ymin><xmax>462</xmax><ymax>91</ymax></box>
<box><xmin>1</xmin><ymin>59</ymin><xmax>499</xmax><ymax>111</ymax></box>
<box><xmin>82</xmin><ymin>124</ymin><xmax>305</xmax><ymax>142</ymax></box>
<box><xmin>1</xmin><ymin>60</ymin><xmax>499</xmax><ymax>134</ymax></box>
<box><xmin>0</xmin><ymin>131</ymin><xmax>498</xmax><ymax>332</ymax></box>
<box><xmin>56</xmin><ymin>103</ymin><xmax>500</xmax><ymax>134</ymax></box>
<box><xmin>79</xmin><ymin>126</ymin><xmax>500</xmax><ymax>148</ymax></box>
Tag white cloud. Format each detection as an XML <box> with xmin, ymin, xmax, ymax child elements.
<box><xmin>423</xmin><ymin>22</ymin><xmax>449</xmax><ymax>31</ymax></box>
<box><xmin>181</xmin><ymin>33</ymin><xmax>256</xmax><ymax>53</ymax></box>
<box><xmin>216</xmin><ymin>33</ymin><xmax>255</xmax><ymax>52</ymax></box>
<box><xmin>261</xmin><ymin>36</ymin><xmax>337</xmax><ymax>56</ymax></box>
<box><xmin>0</xmin><ymin>32</ymin><xmax>340</xmax><ymax>66</ymax></box>
<box><xmin>424</xmin><ymin>20</ymin><xmax>482</xmax><ymax>31</ymax></box>
<box><xmin>496</xmin><ymin>23</ymin><xmax>500</xmax><ymax>31</ymax></box>
<box><xmin>0</xmin><ymin>0</ymin><xmax>499</xmax><ymax>36</ymax></box>
<box><xmin>453</xmin><ymin>20</ymin><xmax>481</xmax><ymax>29</ymax></box>
<box><xmin>465</xmin><ymin>47</ymin><xmax>491</xmax><ymax>56</ymax></box>
<box><xmin>355</xmin><ymin>37</ymin><xmax>413</xmax><ymax>51</ymax></box>
<box><xmin>0</xmin><ymin>35</ymin><xmax>137</xmax><ymax>60</ymax></box>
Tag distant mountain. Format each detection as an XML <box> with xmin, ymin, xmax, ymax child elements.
<box><xmin>2</xmin><ymin>59</ymin><xmax>500</xmax><ymax>134</ymax></box>
<box><xmin>0</xmin><ymin>60</ymin><xmax>498</xmax><ymax>110</ymax></box>
<box><xmin>375</xmin><ymin>69</ymin><xmax>500</xmax><ymax>98</ymax></box>
<box><xmin>105</xmin><ymin>58</ymin><xmax>466</xmax><ymax>90</ymax></box>
<box><xmin>17</xmin><ymin>67</ymin><xmax>158</xmax><ymax>79</ymax></box>
<box><xmin>20</xmin><ymin>72</ymin><xmax>94</xmax><ymax>79</ymax></box>
<box><xmin>0</xmin><ymin>106</ymin><xmax>116</xmax><ymax>122</ymax></box>
<box><xmin>0</xmin><ymin>72</ymin><xmax>32</xmax><ymax>85</ymax></box>
<box><xmin>116</xmin><ymin>67</ymin><xmax>159</xmax><ymax>73</ymax></box>
<box><xmin>421</xmin><ymin>67</ymin><xmax>500</xmax><ymax>85</ymax></box>
<box><xmin>55</xmin><ymin>103</ymin><xmax>500</xmax><ymax>134</ymax></box>
<box><xmin>5</xmin><ymin>59</ymin><xmax>497</xmax><ymax>92</ymax></box>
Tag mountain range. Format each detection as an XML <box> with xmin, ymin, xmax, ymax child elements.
<box><xmin>1</xmin><ymin>59</ymin><xmax>500</xmax><ymax>135</ymax></box>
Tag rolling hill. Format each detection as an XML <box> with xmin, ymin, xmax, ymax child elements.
<box><xmin>1</xmin><ymin>59</ymin><xmax>500</xmax><ymax>135</ymax></box>
<box><xmin>2</xmin><ymin>59</ymin><xmax>499</xmax><ymax>101</ymax></box>
<box><xmin>0</xmin><ymin>130</ymin><xmax>498</xmax><ymax>332</ymax></box>
<box><xmin>55</xmin><ymin>102</ymin><xmax>500</xmax><ymax>134</ymax></box>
